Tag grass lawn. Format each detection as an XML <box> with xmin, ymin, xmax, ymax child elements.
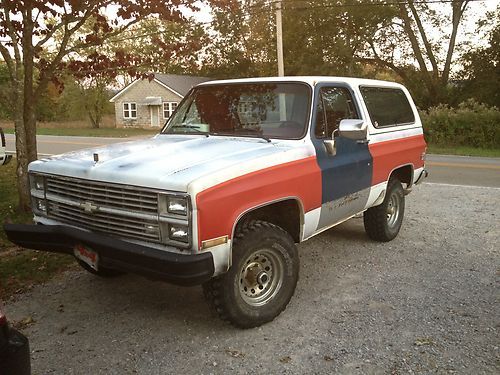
<box><xmin>0</xmin><ymin>161</ymin><xmax>75</xmax><ymax>300</ymax></box>
<box><xmin>427</xmin><ymin>144</ymin><xmax>500</xmax><ymax>158</ymax></box>
<box><xmin>3</xmin><ymin>127</ymin><xmax>158</xmax><ymax>138</ymax></box>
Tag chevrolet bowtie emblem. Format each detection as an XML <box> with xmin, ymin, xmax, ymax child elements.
<box><xmin>80</xmin><ymin>201</ymin><xmax>98</xmax><ymax>214</ymax></box>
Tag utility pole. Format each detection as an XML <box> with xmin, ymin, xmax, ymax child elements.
<box><xmin>275</xmin><ymin>0</ymin><xmax>284</xmax><ymax>77</ymax></box>
<box><xmin>275</xmin><ymin>0</ymin><xmax>286</xmax><ymax>120</ymax></box>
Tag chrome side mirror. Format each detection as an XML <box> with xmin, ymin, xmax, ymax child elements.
<box><xmin>338</xmin><ymin>119</ymin><xmax>368</xmax><ymax>141</ymax></box>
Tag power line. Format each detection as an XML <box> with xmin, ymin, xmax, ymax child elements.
<box><xmin>250</xmin><ymin>0</ymin><xmax>488</xmax><ymax>9</ymax></box>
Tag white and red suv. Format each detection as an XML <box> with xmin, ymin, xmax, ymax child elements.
<box><xmin>5</xmin><ymin>77</ymin><xmax>427</xmax><ymax>328</ymax></box>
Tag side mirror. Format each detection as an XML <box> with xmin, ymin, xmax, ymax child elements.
<box><xmin>338</xmin><ymin>119</ymin><xmax>368</xmax><ymax>141</ymax></box>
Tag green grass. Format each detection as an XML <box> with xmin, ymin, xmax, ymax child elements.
<box><xmin>427</xmin><ymin>144</ymin><xmax>500</xmax><ymax>158</ymax></box>
<box><xmin>0</xmin><ymin>161</ymin><xmax>75</xmax><ymax>300</ymax></box>
<box><xmin>3</xmin><ymin>127</ymin><xmax>158</xmax><ymax>138</ymax></box>
<box><xmin>0</xmin><ymin>250</ymin><xmax>75</xmax><ymax>299</ymax></box>
<box><xmin>0</xmin><ymin>162</ymin><xmax>32</xmax><ymax>248</ymax></box>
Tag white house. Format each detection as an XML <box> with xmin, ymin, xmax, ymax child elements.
<box><xmin>110</xmin><ymin>74</ymin><xmax>211</xmax><ymax>128</ymax></box>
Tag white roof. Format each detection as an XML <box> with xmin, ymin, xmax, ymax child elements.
<box><xmin>197</xmin><ymin>76</ymin><xmax>407</xmax><ymax>89</ymax></box>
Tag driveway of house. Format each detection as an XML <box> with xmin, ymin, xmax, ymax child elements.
<box><xmin>4</xmin><ymin>182</ymin><xmax>499</xmax><ymax>374</ymax></box>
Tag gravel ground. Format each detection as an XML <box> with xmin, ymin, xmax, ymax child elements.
<box><xmin>4</xmin><ymin>183</ymin><xmax>499</xmax><ymax>374</ymax></box>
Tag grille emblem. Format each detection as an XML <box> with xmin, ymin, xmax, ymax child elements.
<box><xmin>80</xmin><ymin>201</ymin><xmax>98</xmax><ymax>214</ymax></box>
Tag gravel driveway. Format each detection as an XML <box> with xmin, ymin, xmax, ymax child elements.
<box><xmin>4</xmin><ymin>183</ymin><xmax>499</xmax><ymax>374</ymax></box>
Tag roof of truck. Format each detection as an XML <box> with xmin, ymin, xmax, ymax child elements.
<box><xmin>197</xmin><ymin>76</ymin><xmax>407</xmax><ymax>89</ymax></box>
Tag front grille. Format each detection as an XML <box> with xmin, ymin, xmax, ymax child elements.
<box><xmin>44</xmin><ymin>175</ymin><xmax>162</xmax><ymax>243</ymax></box>
<box><xmin>47</xmin><ymin>201</ymin><xmax>160</xmax><ymax>242</ymax></box>
<box><xmin>46</xmin><ymin>176</ymin><xmax>158</xmax><ymax>215</ymax></box>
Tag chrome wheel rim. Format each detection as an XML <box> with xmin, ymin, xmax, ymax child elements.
<box><xmin>386</xmin><ymin>193</ymin><xmax>400</xmax><ymax>228</ymax></box>
<box><xmin>239</xmin><ymin>249</ymin><xmax>284</xmax><ymax>307</ymax></box>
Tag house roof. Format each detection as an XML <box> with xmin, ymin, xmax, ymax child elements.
<box><xmin>109</xmin><ymin>74</ymin><xmax>212</xmax><ymax>102</ymax></box>
<box><xmin>154</xmin><ymin>74</ymin><xmax>211</xmax><ymax>96</ymax></box>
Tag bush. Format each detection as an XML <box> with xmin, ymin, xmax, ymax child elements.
<box><xmin>421</xmin><ymin>99</ymin><xmax>500</xmax><ymax>149</ymax></box>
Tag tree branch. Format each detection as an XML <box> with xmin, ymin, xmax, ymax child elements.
<box><xmin>442</xmin><ymin>0</ymin><xmax>470</xmax><ymax>84</ymax></box>
<box><xmin>398</xmin><ymin>4</ymin><xmax>435</xmax><ymax>95</ymax></box>
<box><xmin>407</xmin><ymin>0</ymin><xmax>439</xmax><ymax>77</ymax></box>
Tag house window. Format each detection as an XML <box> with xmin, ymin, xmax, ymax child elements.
<box><xmin>163</xmin><ymin>102</ymin><xmax>178</xmax><ymax>119</ymax></box>
<box><xmin>123</xmin><ymin>103</ymin><xmax>137</xmax><ymax>119</ymax></box>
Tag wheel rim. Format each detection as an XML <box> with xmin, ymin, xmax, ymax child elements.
<box><xmin>239</xmin><ymin>248</ymin><xmax>284</xmax><ymax>307</ymax></box>
<box><xmin>386</xmin><ymin>193</ymin><xmax>401</xmax><ymax>228</ymax></box>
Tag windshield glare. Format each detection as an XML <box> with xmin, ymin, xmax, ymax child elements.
<box><xmin>163</xmin><ymin>83</ymin><xmax>310</xmax><ymax>140</ymax></box>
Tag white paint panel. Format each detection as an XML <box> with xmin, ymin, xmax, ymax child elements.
<box><xmin>413</xmin><ymin>167</ymin><xmax>424</xmax><ymax>184</ymax></box>
<box><xmin>365</xmin><ymin>181</ymin><xmax>387</xmax><ymax>209</ymax></box>
<box><xmin>204</xmin><ymin>241</ymin><xmax>232</xmax><ymax>276</ymax></box>
<box><xmin>369</xmin><ymin>127</ymin><xmax>423</xmax><ymax>144</ymax></box>
<box><xmin>302</xmin><ymin>207</ymin><xmax>321</xmax><ymax>241</ymax></box>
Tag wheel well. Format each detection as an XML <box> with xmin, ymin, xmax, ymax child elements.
<box><xmin>390</xmin><ymin>165</ymin><xmax>413</xmax><ymax>187</ymax></box>
<box><xmin>234</xmin><ymin>199</ymin><xmax>302</xmax><ymax>243</ymax></box>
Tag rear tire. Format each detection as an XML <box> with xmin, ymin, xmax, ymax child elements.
<box><xmin>202</xmin><ymin>220</ymin><xmax>299</xmax><ymax>328</ymax></box>
<box><xmin>364</xmin><ymin>177</ymin><xmax>405</xmax><ymax>242</ymax></box>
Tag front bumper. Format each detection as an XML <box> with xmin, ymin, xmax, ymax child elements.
<box><xmin>3</xmin><ymin>224</ymin><xmax>215</xmax><ymax>286</ymax></box>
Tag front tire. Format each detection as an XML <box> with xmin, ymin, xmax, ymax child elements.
<box><xmin>364</xmin><ymin>177</ymin><xmax>405</xmax><ymax>242</ymax></box>
<box><xmin>203</xmin><ymin>220</ymin><xmax>299</xmax><ymax>328</ymax></box>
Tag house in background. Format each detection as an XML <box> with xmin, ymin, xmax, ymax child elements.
<box><xmin>110</xmin><ymin>74</ymin><xmax>211</xmax><ymax>128</ymax></box>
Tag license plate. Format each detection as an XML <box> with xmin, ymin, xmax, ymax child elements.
<box><xmin>74</xmin><ymin>244</ymin><xmax>99</xmax><ymax>271</ymax></box>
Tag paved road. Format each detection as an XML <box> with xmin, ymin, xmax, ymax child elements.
<box><xmin>5</xmin><ymin>134</ymin><xmax>500</xmax><ymax>187</ymax></box>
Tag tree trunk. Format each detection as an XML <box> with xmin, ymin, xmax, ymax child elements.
<box><xmin>10</xmin><ymin>5</ymin><xmax>39</xmax><ymax>212</ymax></box>
<box><xmin>12</xmin><ymin>83</ymin><xmax>31</xmax><ymax>212</ymax></box>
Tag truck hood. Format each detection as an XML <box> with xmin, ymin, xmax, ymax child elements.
<box><xmin>29</xmin><ymin>135</ymin><xmax>294</xmax><ymax>192</ymax></box>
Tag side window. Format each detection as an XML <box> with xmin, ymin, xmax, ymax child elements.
<box><xmin>315</xmin><ymin>87</ymin><xmax>359</xmax><ymax>138</ymax></box>
<box><xmin>360</xmin><ymin>87</ymin><xmax>415</xmax><ymax>127</ymax></box>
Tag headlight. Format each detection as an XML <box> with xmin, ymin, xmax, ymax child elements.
<box><xmin>167</xmin><ymin>197</ymin><xmax>188</xmax><ymax>215</ymax></box>
<box><xmin>168</xmin><ymin>224</ymin><xmax>189</xmax><ymax>243</ymax></box>
<box><xmin>34</xmin><ymin>176</ymin><xmax>45</xmax><ymax>190</ymax></box>
<box><xmin>33</xmin><ymin>198</ymin><xmax>47</xmax><ymax>213</ymax></box>
<box><xmin>30</xmin><ymin>174</ymin><xmax>45</xmax><ymax>192</ymax></box>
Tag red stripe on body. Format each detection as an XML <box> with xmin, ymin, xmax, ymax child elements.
<box><xmin>369</xmin><ymin>134</ymin><xmax>426</xmax><ymax>185</ymax></box>
<box><xmin>196</xmin><ymin>156</ymin><xmax>322</xmax><ymax>248</ymax></box>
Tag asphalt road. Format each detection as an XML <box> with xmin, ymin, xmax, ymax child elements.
<box><xmin>4</xmin><ymin>134</ymin><xmax>500</xmax><ymax>188</ymax></box>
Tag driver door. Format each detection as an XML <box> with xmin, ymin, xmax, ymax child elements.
<box><xmin>312</xmin><ymin>85</ymin><xmax>373</xmax><ymax>230</ymax></box>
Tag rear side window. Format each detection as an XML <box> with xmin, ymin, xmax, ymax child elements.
<box><xmin>360</xmin><ymin>87</ymin><xmax>415</xmax><ymax>128</ymax></box>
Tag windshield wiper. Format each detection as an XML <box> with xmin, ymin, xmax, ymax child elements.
<box><xmin>167</xmin><ymin>124</ymin><xmax>209</xmax><ymax>136</ymax></box>
<box><xmin>212</xmin><ymin>131</ymin><xmax>271</xmax><ymax>143</ymax></box>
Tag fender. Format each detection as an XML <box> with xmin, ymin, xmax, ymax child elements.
<box><xmin>230</xmin><ymin>196</ymin><xmax>305</xmax><ymax>244</ymax></box>
<box><xmin>195</xmin><ymin>155</ymin><xmax>322</xmax><ymax>249</ymax></box>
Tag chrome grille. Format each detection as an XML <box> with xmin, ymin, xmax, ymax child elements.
<box><xmin>47</xmin><ymin>201</ymin><xmax>160</xmax><ymax>242</ymax></box>
<box><xmin>46</xmin><ymin>176</ymin><xmax>158</xmax><ymax>214</ymax></box>
<box><xmin>44</xmin><ymin>175</ymin><xmax>161</xmax><ymax>243</ymax></box>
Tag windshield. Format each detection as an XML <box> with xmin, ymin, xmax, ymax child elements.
<box><xmin>162</xmin><ymin>83</ymin><xmax>311</xmax><ymax>140</ymax></box>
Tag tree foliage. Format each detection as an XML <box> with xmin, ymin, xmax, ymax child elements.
<box><xmin>0</xmin><ymin>0</ymin><xmax>202</xmax><ymax>211</ymax></box>
<box><xmin>457</xmin><ymin>6</ymin><xmax>500</xmax><ymax>108</ymax></box>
